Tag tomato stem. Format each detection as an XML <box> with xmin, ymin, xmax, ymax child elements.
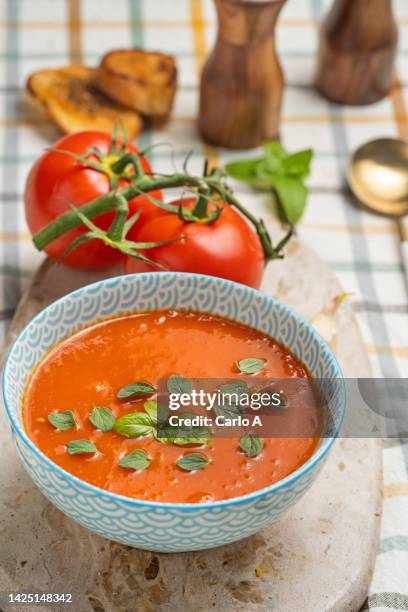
<box><xmin>32</xmin><ymin>168</ymin><xmax>290</xmax><ymax>262</ymax></box>
<box><xmin>33</xmin><ymin>174</ymin><xmax>218</xmax><ymax>251</ymax></box>
<box><xmin>110</xmin><ymin>152</ymin><xmax>144</xmax><ymax>177</ymax></box>
<box><xmin>106</xmin><ymin>194</ymin><xmax>130</xmax><ymax>242</ymax></box>
<box><xmin>191</xmin><ymin>194</ymin><xmax>209</xmax><ymax>219</ymax></box>
<box><xmin>223</xmin><ymin>190</ymin><xmax>290</xmax><ymax>262</ymax></box>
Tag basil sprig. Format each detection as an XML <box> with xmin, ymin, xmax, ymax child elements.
<box><xmin>213</xmin><ymin>403</ymin><xmax>242</xmax><ymax>420</ymax></box>
<box><xmin>157</xmin><ymin>413</ymin><xmax>212</xmax><ymax>446</ymax></box>
<box><xmin>225</xmin><ymin>141</ymin><xmax>313</xmax><ymax>224</ymax></box>
<box><xmin>239</xmin><ymin>434</ymin><xmax>264</xmax><ymax>458</ymax></box>
<box><xmin>66</xmin><ymin>439</ymin><xmax>97</xmax><ymax>455</ymax></box>
<box><xmin>214</xmin><ymin>381</ymin><xmax>248</xmax><ymax>418</ymax></box>
<box><xmin>143</xmin><ymin>401</ymin><xmax>159</xmax><ymax>424</ymax></box>
<box><xmin>116</xmin><ymin>381</ymin><xmax>155</xmax><ymax>400</ymax></box>
<box><xmin>119</xmin><ymin>449</ymin><xmax>151</xmax><ymax>471</ymax></box>
<box><xmin>167</xmin><ymin>374</ymin><xmax>192</xmax><ymax>395</ymax></box>
<box><xmin>218</xmin><ymin>381</ymin><xmax>248</xmax><ymax>397</ymax></box>
<box><xmin>237</xmin><ymin>358</ymin><xmax>266</xmax><ymax>375</ymax></box>
<box><xmin>89</xmin><ymin>406</ymin><xmax>115</xmax><ymax>432</ymax></box>
<box><xmin>48</xmin><ymin>410</ymin><xmax>76</xmax><ymax>431</ymax></box>
<box><xmin>176</xmin><ymin>453</ymin><xmax>209</xmax><ymax>472</ymax></box>
<box><xmin>114</xmin><ymin>412</ymin><xmax>156</xmax><ymax>438</ymax></box>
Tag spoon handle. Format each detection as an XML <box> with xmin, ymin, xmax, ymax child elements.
<box><xmin>401</xmin><ymin>242</ymin><xmax>408</xmax><ymax>285</ymax></box>
<box><xmin>398</xmin><ymin>219</ymin><xmax>408</xmax><ymax>289</ymax></box>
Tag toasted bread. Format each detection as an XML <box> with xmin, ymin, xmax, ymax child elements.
<box><xmin>26</xmin><ymin>66</ymin><xmax>142</xmax><ymax>139</ymax></box>
<box><xmin>95</xmin><ymin>49</ymin><xmax>177</xmax><ymax>118</ymax></box>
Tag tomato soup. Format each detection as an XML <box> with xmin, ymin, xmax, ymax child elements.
<box><xmin>23</xmin><ymin>311</ymin><xmax>321</xmax><ymax>503</ymax></box>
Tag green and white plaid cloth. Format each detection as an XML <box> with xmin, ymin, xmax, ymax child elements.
<box><xmin>0</xmin><ymin>0</ymin><xmax>407</xmax><ymax>609</ymax></box>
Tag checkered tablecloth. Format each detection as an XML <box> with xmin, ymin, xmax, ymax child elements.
<box><xmin>0</xmin><ymin>0</ymin><xmax>407</xmax><ymax>609</ymax></box>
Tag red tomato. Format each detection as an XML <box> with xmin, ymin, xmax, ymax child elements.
<box><xmin>124</xmin><ymin>198</ymin><xmax>265</xmax><ymax>288</ymax></box>
<box><xmin>24</xmin><ymin>131</ymin><xmax>163</xmax><ymax>269</ymax></box>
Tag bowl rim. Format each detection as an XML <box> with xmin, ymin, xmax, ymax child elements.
<box><xmin>2</xmin><ymin>271</ymin><xmax>345</xmax><ymax>510</ymax></box>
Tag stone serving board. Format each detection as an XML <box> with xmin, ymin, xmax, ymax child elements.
<box><xmin>0</xmin><ymin>240</ymin><xmax>382</xmax><ymax>612</ymax></box>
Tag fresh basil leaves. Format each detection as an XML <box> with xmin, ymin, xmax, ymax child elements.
<box><xmin>237</xmin><ymin>358</ymin><xmax>266</xmax><ymax>375</ymax></box>
<box><xmin>48</xmin><ymin>410</ymin><xmax>76</xmax><ymax>431</ymax></box>
<box><xmin>89</xmin><ymin>406</ymin><xmax>115</xmax><ymax>432</ymax></box>
<box><xmin>176</xmin><ymin>453</ymin><xmax>209</xmax><ymax>471</ymax></box>
<box><xmin>114</xmin><ymin>412</ymin><xmax>156</xmax><ymax>438</ymax></box>
<box><xmin>167</xmin><ymin>374</ymin><xmax>192</xmax><ymax>395</ymax></box>
<box><xmin>116</xmin><ymin>382</ymin><xmax>155</xmax><ymax>400</ymax></box>
<box><xmin>239</xmin><ymin>434</ymin><xmax>264</xmax><ymax>458</ymax></box>
<box><xmin>119</xmin><ymin>449</ymin><xmax>151</xmax><ymax>471</ymax></box>
<box><xmin>66</xmin><ymin>439</ymin><xmax>97</xmax><ymax>455</ymax></box>
<box><xmin>225</xmin><ymin>141</ymin><xmax>313</xmax><ymax>225</ymax></box>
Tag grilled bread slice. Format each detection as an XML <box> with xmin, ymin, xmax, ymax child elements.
<box><xmin>95</xmin><ymin>49</ymin><xmax>177</xmax><ymax>118</ymax></box>
<box><xmin>26</xmin><ymin>66</ymin><xmax>142</xmax><ymax>139</ymax></box>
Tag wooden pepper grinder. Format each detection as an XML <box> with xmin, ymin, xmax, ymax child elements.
<box><xmin>199</xmin><ymin>0</ymin><xmax>287</xmax><ymax>149</ymax></box>
<box><xmin>315</xmin><ymin>0</ymin><xmax>398</xmax><ymax>105</ymax></box>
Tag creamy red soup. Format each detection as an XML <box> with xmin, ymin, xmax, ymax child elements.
<box><xmin>23</xmin><ymin>311</ymin><xmax>321</xmax><ymax>503</ymax></box>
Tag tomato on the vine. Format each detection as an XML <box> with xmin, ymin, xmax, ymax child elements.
<box><xmin>124</xmin><ymin>198</ymin><xmax>265</xmax><ymax>288</ymax></box>
<box><xmin>24</xmin><ymin>130</ymin><xmax>163</xmax><ymax>269</ymax></box>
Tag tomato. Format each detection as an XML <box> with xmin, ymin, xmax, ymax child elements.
<box><xmin>124</xmin><ymin>198</ymin><xmax>265</xmax><ymax>288</ymax></box>
<box><xmin>24</xmin><ymin>131</ymin><xmax>163</xmax><ymax>269</ymax></box>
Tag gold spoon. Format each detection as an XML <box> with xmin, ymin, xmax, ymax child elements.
<box><xmin>348</xmin><ymin>138</ymin><xmax>408</xmax><ymax>280</ymax></box>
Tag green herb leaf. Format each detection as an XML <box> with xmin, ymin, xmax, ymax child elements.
<box><xmin>224</xmin><ymin>141</ymin><xmax>313</xmax><ymax>225</ymax></box>
<box><xmin>214</xmin><ymin>381</ymin><xmax>248</xmax><ymax>419</ymax></box>
<box><xmin>119</xmin><ymin>449</ymin><xmax>151</xmax><ymax>471</ymax></box>
<box><xmin>48</xmin><ymin>410</ymin><xmax>76</xmax><ymax>431</ymax></box>
<box><xmin>156</xmin><ymin>412</ymin><xmax>212</xmax><ymax>446</ymax></box>
<box><xmin>219</xmin><ymin>380</ymin><xmax>248</xmax><ymax>398</ymax></box>
<box><xmin>176</xmin><ymin>453</ymin><xmax>209</xmax><ymax>472</ymax></box>
<box><xmin>239</xmin><ymin>434</ymin><xmax>264</xmax><ymax>458</ymax></box>
<box><xmin>66</xmin><ymin>439</ymin><xmax>97</xmax><ymax>455</ymax></box>
<box><xmin>116</xmin><ymin>381</ymin><xmax>155</xmax><ymax>400</ymax></box>
<box><xmin>282</xmin><ymin>149</ymin><xmax>313</xmax><ymax>177</ymax></box>
<box><xmin>146</xmin><ymin>400</ymin><xmax>170</xmax><ymax>428</ymax></box>
<box><xmin>89</xmin><ymin>406</ymin><xmax>115</xmax><ymax>432</ymax></box>
<box><xmin>273</xmin><ymin>175</ymin><xmax>308</xmax><ymax>225</ymax></box>
<box><xmin>114</xmin><ymin>412</ymin><xmax>156</xmax><ymax>438</ymax></box>
<box><xmin>262</xmin><ymin>141</ymin><xmax>287</xmax><ymax>174</ymax></box>
<box><xmin>224</xmin><ymin>159</ymin><xmax>268</xmax><ymax>189</ymax></box>
<box><xmin>237</xmin><ymin>358</ymin><xmax>266</xmax><ymax>375</ymax></box>
<box><xmin>167</xmin><ymin>374</ymin><xmax>192</xmax><ymax>395</ymax></box>
<box><xmin>213</xmin><ymin>403</ymin><xmax>242</xmax><ymax>419</ymax></box>
<box><xmin>143</xmin><ymin>400</ymin><xmax>158</xmax><ymax>425</ymax></box>
<box><xmin>263</xmin><ymin>140</ymin><xmax>287</xmax><ymax>160</ymax></box>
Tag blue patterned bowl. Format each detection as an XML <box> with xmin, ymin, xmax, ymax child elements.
<box><xmin>2</xmin><ymin>272</ymin><xmax>345</xmax><ymax>552</ymax></box>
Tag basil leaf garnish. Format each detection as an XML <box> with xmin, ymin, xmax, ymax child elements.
<box><xmin>225</xmin><ymin>142</ymin><xmax>313</xmax><ymax>225</ymax></box>
<box><xmin>119</xmin><ymin>449</ymin><xmax>151</xmax><ymax>471</ymax></box>
<box><xmin>218</xmin><ymin>381</ymin><xmax>248</xmax><ymax>397</ymax></box>
<box><xmin>143</xmin><ymin>400</ymin><xmax>158</xmax><ymax>425</ymax></box>
<box><xmin>213</xmin><ymin>403</ymin><xmax>242</xmax><ymax>419</ymax></box>
<box><xmin>48</xmin><ymin>410</ymin><xmax>76</xmax><ymax>431</ymax></box>
<box><xmin>66</xmin><ymin>439</ymin><xmax>97</xmax><ymax>455</ymax></box>
<box><xmin>214</xmin><ymin>381</ymin><xmax>248</xmax><ymax>418</ymax></box>
<box><xmin>237</xmin><ymin>358</ymin><xmax>266</xmax><ymax>375</ymax></box>
<box><xmin>116</xmin><ymin>382</ymin><xmax>155</xmax><ymax>400</ymax></box>
<box><xmin>239</xmin><ymin>434</ymin><xmax>264</xmax><ymax>458</ymax></box>
<box><xmin>89</xmin><ymin>406</ymin><xmax>115</xmax><ymax>432</ymax></box>
<box><xmin>157</xmin><ymin>412</ymin><xmax>212</xmax><ymax>446</ymax></box>
<box><xmin>176</xmin><ymin>453</ymin><xmax>209</xmax><ymax>472</ymax></box>
<box><xmin>114</xmin><ymin>412</ymin><xmax>156</xmax><ymax>438</ymax></box>
<box><xmin>167</xmin><ymin>374</ymin><xmax>192</xmax><ymax>395</ymax></box>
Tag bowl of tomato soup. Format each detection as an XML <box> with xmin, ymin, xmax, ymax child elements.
<box><xmin>3</xmin><ymin>273</ymin><xmax>345</xmax><ymax>552</ymax></box>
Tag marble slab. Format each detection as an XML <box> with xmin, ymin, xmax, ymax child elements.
<box><xmin>0</xmin><ymin>240</ymin><xmax>382</xmax><ymax>612</ymax></box>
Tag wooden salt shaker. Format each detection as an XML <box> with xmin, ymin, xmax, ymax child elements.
<box><xmin>199</xmin><ymin>0</ymin><xmax>287</xmax><ymax>149</ymax></box>
<box><xmin>315</xmin><ymin>0</ymin><xmax>398</xmax><ymax>105</ymax></box>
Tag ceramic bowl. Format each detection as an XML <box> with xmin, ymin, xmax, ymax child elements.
<box><xmin>2</xmin><ymin>272</ymin><xmax>345</xmax><ymax>552</ymax></box>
